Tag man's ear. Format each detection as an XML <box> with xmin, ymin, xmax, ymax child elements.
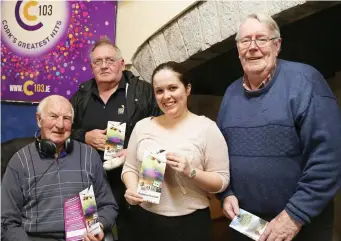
<box><xmin>36</xmin><ymin>113</ymin><xmax>42</xmax><ymax>128</ymax></box>
<box><xmin>275</xmin><ymin>38</ymin><xmax>282</xmax><ymax>56</ymax></box>
<box><xmin>121</xmin><ymin>59</ymin><xmax>125</xmax><ymax>71</ymax></box>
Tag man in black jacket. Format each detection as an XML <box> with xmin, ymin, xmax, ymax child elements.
<box><xmin>70</xmin><ymin>37</ymin><xmax>159</xmax><ymax>241</ymax></box>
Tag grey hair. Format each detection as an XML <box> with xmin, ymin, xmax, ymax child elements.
<box><xmin>236</xmin><ymin>13</ymin><xmax>281</xmax><ymax>41</ymax></box>
<box><xmin>89</xmin><ymin>36</ymin><xmax>122</xmax><ymax>62</ymax></box>
<box><xmin>37</xmin><ymin>95</ymin><xmax>74</xmax><ymax>125</ymax></box>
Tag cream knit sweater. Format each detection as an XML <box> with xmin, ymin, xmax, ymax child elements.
<box><xmin>122</xmin><ymin>115</ymin><xmax>230</xmax><ymax>216</ymax></box>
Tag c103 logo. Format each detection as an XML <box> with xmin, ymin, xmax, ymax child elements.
<box><xmin>1</xmin><ymin>0</ymin><xmax>69</xmax><ymax>56</ymax></box>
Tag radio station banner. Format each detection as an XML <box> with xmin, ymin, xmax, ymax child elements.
<box><xmin>1</xmin><ymin>0</ymin><xmax>117</xmax><ymax>102</ymax></box>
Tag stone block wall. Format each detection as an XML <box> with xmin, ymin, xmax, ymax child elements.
<box><xmin>131</xmin><ymin>0</ymin><xmax>331</xmax><ymax>81</ymax></box>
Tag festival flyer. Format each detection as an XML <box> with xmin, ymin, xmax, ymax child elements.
<box><xmin>64</xmin><ymin>195</ymin><xmax>86</xmax><ymax>241</ymax></box>
<box><xmin>104</xmin><ymin>121</ymin><xmax>126</xmax><ymax>160</ymax></box>
<box><xmin>137</xmin><ymin>150</ymin><xmax>167</xmax><ymax>204</ymax></box>
<box><xmin>229</xmin><ymin>209</ymin><xmax>268</xmax><ymax>241</ymax></box>
<box><xmin>64</xmin><ymin>185</ymin><xmax>101</xmax><ymax>240</ymax></box>
<box><xmin>79</xmin><ymin>185</ymin><xmax>101</xmax><ymax>235</ymax></box>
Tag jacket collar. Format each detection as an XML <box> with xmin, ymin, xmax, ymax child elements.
<box><xmin>77</xmin><ymin>70</ymin><xmax>140</xmax><ymax>121</ymax></box>
<box><xmin>90</xmin><ymin>74</ymin><xmax>127</xmax><ymax>95</ymax></box>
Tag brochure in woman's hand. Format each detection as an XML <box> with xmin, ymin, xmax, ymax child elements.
<box><xmin>229</xmin><ymin>209</ymin><xmax>268</xmax><ymax>241</ymax></box>
<box><xmin>137</xmin><ymin>150</ymin><xmax>167</xmax><ymax>204</ymax></box>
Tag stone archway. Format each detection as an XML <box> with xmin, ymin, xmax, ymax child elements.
<box><xmin>128</xmin><ymin>1</ymin><xmax>339</xmax><ymax>82</ymax></box>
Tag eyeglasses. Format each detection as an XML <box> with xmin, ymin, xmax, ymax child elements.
<box><xmin>92</xmin><ymin>58</ymin><xmax>121</xmax><ymax>67</ymax></box>
<box><xmin>237</xmin><ymin>37</ymin><xmax>278</xmax><ymax>48</ymax></box>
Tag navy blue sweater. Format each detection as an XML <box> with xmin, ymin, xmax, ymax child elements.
<box><xmin>217</xmin><ymin>59</ymin><xmax>341</xmax><ymax>224</ymax></box>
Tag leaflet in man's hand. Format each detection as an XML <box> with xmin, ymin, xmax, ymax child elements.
<box><xmin>64</xmin><ymin>185</ymin><xmax>101</xmax><ymax>241</ymax></box>
<box><xmin>137</xmin><ymin>150</ymin><xmax>167</xmax><ymax>204</ymax></box>
<box><xmin>104</xmin><ymin>121</ymin><xmax>126</xmax><ymax>160</ymax></box>
<box><xmin>79</xmin><ymin>185</ymin><xmax>101</xmax><ymax>235</ymax></box>
<box><xmin>229</xmin><ymin>209</ymin><xmax>268</xmax><ymax>241</ymax></box>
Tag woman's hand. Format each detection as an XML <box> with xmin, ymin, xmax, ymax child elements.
<box><xmin>124</xmin><ymin>188</ymin><xmax>144</xmax><ymax>205</ymax></box>
<box><xmin>166</xmin><ymin>153</ymin><xmax>192</xmax><ymax>176</ymax></box>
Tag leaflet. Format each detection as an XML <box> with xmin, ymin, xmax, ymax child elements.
<box><xmin>104</xmin><ymin>121</ymin><xmax>126</xmax><ymax>160</ymax></box>
<box><xmin>137</xmin><ymin>150</ymin><xmax>167</xmax><ymax>204</ymax></box>
<box><xmin>229</xmin><ymin>209</ymin><xmax>268</xmax><ymax>241</ymax></box>
<box><xmin>64</xmin><ymin>185</ymin><xmax>101</xmax><ymax>241</ymax></box>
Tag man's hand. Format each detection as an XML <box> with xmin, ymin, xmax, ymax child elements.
<box><xmin>259</xmin><ymin>210</ymin><xmax>302</xmax><ymax>241</ymax></box>
<box><xmin>223</xmin><ymin>195</ymin><xmax>240</xmax><ymax>220</ymax></box>
<box><xmin>85</xmin><ymin>129</ymin><xmax>107</xmax><ymax>151</ymax></box>
<box><xmin>83</xmin><ymin>229</ymin><xmax>104</xmax><ymax>241</ymax></box>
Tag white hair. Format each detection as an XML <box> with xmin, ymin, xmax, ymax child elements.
<box><xmin>236</xmin><ymin>13</ymin><xmax>281</xmax><ymax>41</ymax></box>
<box><xmin>37</xmin><ymin>95</ymin><xmax>74</xmax><ymax>126</ymax></box>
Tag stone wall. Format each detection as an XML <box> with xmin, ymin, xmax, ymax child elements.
<box><xmin>130</xmin><ymin>1</ymin><xmax>338</xmax><ymax>82</ymax></box>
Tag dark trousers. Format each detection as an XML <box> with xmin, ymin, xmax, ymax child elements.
<box><xmin>107</xmin><ymin>166</ymin><xmax>146</xmax><ymax>241</ymax></box>
<box><xmin>107</xmin><ymin>167</ymin><xmax>136</xmax><ymax>241</ymax></box>
<box><xmin>230</xmin><ymin>203</ymin><xmax>334</xmax><ymax>241</ymax></box>
<box><xmin>122</xmin><ymin>206</ymin><xmax>212</xmax><ymax>241</ymax></box>
<box><xmin>115</xmin><ymin>205</ymin><xmax>138</xmax><ymax>241</ymax></box>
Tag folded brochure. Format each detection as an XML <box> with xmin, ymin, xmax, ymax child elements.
<box><xmin>64</xmin><ymin>185</ymin><xmax>101</xmax><ymax>241</ymax></box>
<box><xmin>104</xmin><ymin>121</ymin><xmax>126</xmax><ymax>160</ymax></box>
<box><xmin>137</xmin><ymin>150</ymin><xmax>167</xmax><ymax>204</ymax></box>
<box><xmin>229</xmin><ymin>208</ymin><xmax>268</xmax><ymax>241</ymax></box>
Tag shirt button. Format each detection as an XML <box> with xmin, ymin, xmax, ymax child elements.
<box><xmin>103</xmin><ymin>106</ymin><xmax>105</xmax><ymax>109</ymax></box>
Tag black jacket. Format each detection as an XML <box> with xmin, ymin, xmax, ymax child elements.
<box><xmin>70</xmin><ymin>70</ymin><xmax>160</xmax><ymax>148</ymax></box>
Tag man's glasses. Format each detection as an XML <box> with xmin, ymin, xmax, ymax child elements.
<box><xmin>92</xmin><ymin>58</ymin><xmax>121</xmax><ymax>67</ymax></box>
<box><xmin>237</xmin><ymin>37</ymin><xmax>278</xmax><ymax>48</ymax></box>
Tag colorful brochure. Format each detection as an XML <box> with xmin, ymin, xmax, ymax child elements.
<box><xmin>137</xmin><ymin>150</ymin><xmax>167</xmax><ymax>204</ymax></box>
<box><xmin>229</xmin><ymin>209</ymin><xmax>268</xmax><ymax>241</ymax></box>
<box><xmin>104</xmin><ymin>121</ymin><xmax>126</xmax><ymax>160</ymax></box>
<box><xmin>64</xmin><ymin>185</ymin><xmax>101</xmax><ymax>241</ymax></box>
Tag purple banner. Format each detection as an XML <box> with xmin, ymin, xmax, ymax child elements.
<box><xmin>1</xmin><ymin>1</ymin><xmax>117</xmax><ymax>102</ymax></box>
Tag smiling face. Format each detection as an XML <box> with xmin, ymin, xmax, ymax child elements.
<box><xmin>37</xmin><ymin>96</ymin><xmax>73</xmax><ymax>147</ymax></box>
<box><xmin>91</xmin><ymin>44</ymin><xmax>125</xmax><ymax>85</ymax></box>
<box><xmin>153</xmin><ymin>69</ymin><xmax>191</xmax><ymax>118</ymax></box>
<box><xmin>237</xmin><ymin>18</ymin><xmax>281</xmax><ymax>76</ymax></box>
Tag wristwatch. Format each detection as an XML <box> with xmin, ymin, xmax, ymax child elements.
<box><xmin>188</xmin><ymin>167</ymin><xmax>196</xmax><ymax>178</ymax></box>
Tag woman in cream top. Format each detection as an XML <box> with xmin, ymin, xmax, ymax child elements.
<box><xmin>122</xmin><ymin>61</ymin><xmax>230</xmax><ymax>241</ymax></box>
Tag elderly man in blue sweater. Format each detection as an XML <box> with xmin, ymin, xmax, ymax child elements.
<box><xmin>217</xmin><ymin>13</ymin><xmax>341</xmax><ymax>241</ymax></box>
<box><xmin>1</xmin><ymin>95</ymin><xmax>118</xmax><ymax>241</ymax></box>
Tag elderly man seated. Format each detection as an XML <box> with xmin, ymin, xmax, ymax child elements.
<box><xmin>1</xmin><ymin>95</ymin><xmax>118</xmax><ymax>241</ymax></box>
